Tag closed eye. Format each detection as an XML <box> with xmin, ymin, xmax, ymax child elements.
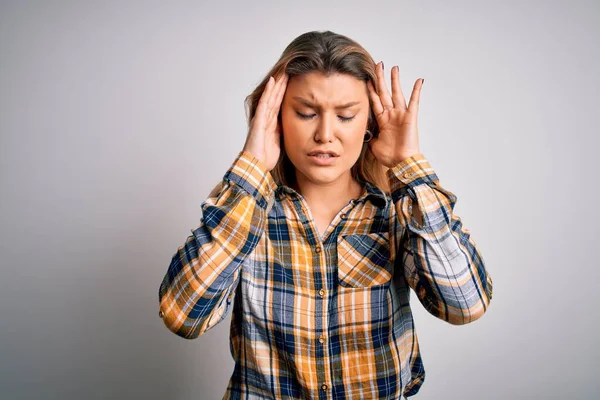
<box><xmin>296</xmin><ymin>112</ymin><xmax>355</xmax><ymax>123</ymax></box>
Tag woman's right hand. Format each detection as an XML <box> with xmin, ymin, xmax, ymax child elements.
<box><xmin>243</xmin><ymin>73</ymin><xmax>289</xmax><ymax>171</ymax></box>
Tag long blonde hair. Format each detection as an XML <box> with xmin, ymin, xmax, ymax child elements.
<box><xmin>244</xmin><ymin>30</ymin><xmax>390</xmax><ymax>193</ymax></box>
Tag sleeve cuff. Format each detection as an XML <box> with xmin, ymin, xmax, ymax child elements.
<box><xmin>386</xmin><ymin>153</ymin><xmax>439</xmax><ymax>201</ymax></box>
<box><xmin>222</xmin><ymin>150</ymin><xmax>278</xmax><ymax>210</ymax></box>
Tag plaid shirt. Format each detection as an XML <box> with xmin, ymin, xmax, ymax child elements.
<box><xmin>158</xmin><ymin>150</ymin><xmax>493</xmax><ymax>399</ymax></box>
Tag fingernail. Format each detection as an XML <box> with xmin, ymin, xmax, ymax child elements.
<box><xmin>422</xmin><ymin>78</ymin><xmax>425</xmax><ymax>85</ymax></box>
<box><xmin>381</xmin><ymin>61</ymin><xmax>384</xmax><ymax>70</ymax></box>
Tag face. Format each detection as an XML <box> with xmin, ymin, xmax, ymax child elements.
<box><xmin>280</xmin><ymin>72</ymin><xmax>370</xmax><ymax>188</ymax></box>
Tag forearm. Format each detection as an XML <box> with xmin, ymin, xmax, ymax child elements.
<box><xmin>388</xmin><ymin>153</ymin><xmax>493</xmax><ymax>325</ymax></box>
<box><xmin>158</xmin><ymin>150</ymin><xmax>277</xmax><ymax>338</ymax></box>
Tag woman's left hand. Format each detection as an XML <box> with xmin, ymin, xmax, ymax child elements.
<box><xmin>367</xmin><ymin>61</ymin><xmax>424</xmax><ymax>168</ymax></box>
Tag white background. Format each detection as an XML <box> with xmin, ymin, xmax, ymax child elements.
<box><xmin>1</xmin><ymin>0</ymin><xmax>598</xmax><ymax>398</ymax></box>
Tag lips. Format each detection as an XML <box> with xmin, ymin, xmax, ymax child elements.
<box><xmin>308</xmin><ymin>150</ymin><xmax>339</xmax><ymax>157</ymax></box>
<box><xmin>308</xmin><ymin>151</ymin><xmax>338</xmax><ymax>166</ymax></box>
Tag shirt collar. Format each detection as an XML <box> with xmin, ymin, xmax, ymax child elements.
<box><xmin>275</xmin><ymin>180</ymin><xmax>388</xmax><ymax>209</ymax></box>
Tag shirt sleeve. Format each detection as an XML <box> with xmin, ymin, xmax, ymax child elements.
<box><xmin>158</xmin><ymin>150</ymin><xmax>277</xmax><ymax>339</ymax></box>
<box><xmin>387</xmin><ymin>153</ymin><xmax>493</xmax><ymax>325</ymax></box>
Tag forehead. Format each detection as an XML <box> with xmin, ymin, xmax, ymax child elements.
<box><xmin>285</xmin><ymin>72</ymin><xmax>367</xmax><ymax>106</ymax></box>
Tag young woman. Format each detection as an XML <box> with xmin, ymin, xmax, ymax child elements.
<box><xmin>158</xmin><ymin>30</ymin><xmax>493</xmax><ymax>399</ymax></box>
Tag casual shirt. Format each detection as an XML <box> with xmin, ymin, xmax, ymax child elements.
<box><xmin>158</xmin><ymin>150</ymin><xmax>494</xmax><ymax>399</ymax></box>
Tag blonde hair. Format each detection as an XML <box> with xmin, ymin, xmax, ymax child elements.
<box><xmin>244</xmin><ymin>30</ymin><xmax>390</xmax><ymax>193</ymax></box>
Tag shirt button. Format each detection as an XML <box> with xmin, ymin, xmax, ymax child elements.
<box><xmin>315</xmin><ymin>246</ymin><xmax>322</xmax><ymax>253</ymax></box>
<box><xmin>319</xmin><ymin>288</ymin><xmax>325</xmax><ymax>297</ymax></box>
<box><xmin>319</xmin><ymin>335</ymin><xmax>326</xmax><ymax>344</ymax></box>
<box><xmin>340</xmin><ymin>213</ymin><xmax>347</xmax><ymax>220</ymax></box>
<box><xmin>321</xmin><ymin>384</ymin><xmax>328</xmax><ymax>390</ymax></box>
<box><xmin>403</xmin><ymin>172</ymin><xmax>413</xmax><ymax>179</ymax></box>
<box><xmin>158</xmin><ymin>310</ymin><xmax>164</xmax><ymax>319</ymax></box>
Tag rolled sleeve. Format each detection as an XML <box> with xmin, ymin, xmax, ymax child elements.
<box><xmin>223</xmin><ymin>150</ymin><xmax>278</xmax><ymax>212</ymax></box>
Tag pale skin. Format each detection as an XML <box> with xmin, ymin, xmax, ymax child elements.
<box><xmin>243</xmin><ymin>61</ymin><xmax>425</xmax><ymax>237</ymax></box>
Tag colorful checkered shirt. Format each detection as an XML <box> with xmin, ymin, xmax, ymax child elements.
<box><xmin>158</xmin><ymin>150</ymin><xmax>493</xmax><ymax>399</ymax></box>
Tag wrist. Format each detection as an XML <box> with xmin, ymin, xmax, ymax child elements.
<box><xmin>390</xmin><ymin>151</ymin><xmax>421</xmax><ymax>167</ymax></box>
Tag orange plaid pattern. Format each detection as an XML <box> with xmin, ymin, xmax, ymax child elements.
<box><xmin>158</xmin><ymin>150</ymin><xmax>493</xmax><ymax>399</ymax></box>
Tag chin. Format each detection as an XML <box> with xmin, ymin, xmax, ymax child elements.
<box><xmin>298</xmin><ymin>166</ymin><xmax>346</xmax><ymax>184</ymax></box>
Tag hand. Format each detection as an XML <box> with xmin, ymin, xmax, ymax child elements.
<box><xmin>367</xmin><ymin>61</ymin><xmax>424</xmax><ymax>168</ymax></box>
<box><xmin>243</xmin><ymin>73</ymin><xmax>289</xmax><ymax>171</ymax></box>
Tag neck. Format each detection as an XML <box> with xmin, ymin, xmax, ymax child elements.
<box><xmin>293</xmin><ymin>171</ymin><xmax>364</xmax><ymax>213</ymax></box>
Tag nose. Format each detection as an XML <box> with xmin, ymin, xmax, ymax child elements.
<box><xmin>314</xmin><ymin>114</ymin><xmax>334</xmax><ymax>143</ymax></box>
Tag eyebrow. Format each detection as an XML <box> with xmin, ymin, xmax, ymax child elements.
<box><xmin>292</xmin><ymin>96</ymin><xmax>360</xmax><ymax>110</ymax></box>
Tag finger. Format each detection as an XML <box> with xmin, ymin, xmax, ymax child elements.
<box><xmin>254</xmin><ymin>76</ymin><xmax>275</xmax><ymax>129</ymax></box>
<box><xmin>268</xmin><ymin>74</ymin><xmax>287</xmax><ymax>108</ymax></box>
<box><xmin>266</xmin><ymin>74</ymin><xmax>282</xmax><ymax>110</ymax></box>
<box><xmin>367</xmin><ymin>79</ymin><xmax>383</xmax><ymax>116</ymax></box>
<box><xmin>258</xmin><ymin>76</ymin><xmax>275</xmax><ymax>114</ymax></box>
<box><xmin>268</xmin><ymin>74</ymin><xmax>288</xmax><ymax>131</ymax></box>
<box><xmin>407</xmin><ymin>78</ymin><xmax>424</xmax><ymax>116</ymax></box>
<box><xmin>391</xmin><ymin>66</ymin><xmax>407</xmax><ymax>110</ymax></box>
<box><xmin>272</xmin><ymin>73</ymin><xmax>288</xmax><ymax>111</ymax></box>
<box><xmin>274</xmin><ymin>74</ymin><xmax>288</xmax><ymax>112</ymax></box>
<box><xmin>375</xmin><ymin>61</ymin><xmax>394</xmax><ymax>110</ymax></box>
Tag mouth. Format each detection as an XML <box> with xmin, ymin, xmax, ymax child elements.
<box><xmin>307</xmin><ymin>150</ymin><xmax>339</xmax><ymax>158</ymax></box>
<box><xmin>309</xmin><ymin>153</ymin><xmax>336</xmax><ymax>159</ymax></box>
<box><xmin>307</xmin><ymin>151</ymin><xmax>339</xmax><ymax>165</ymax></box>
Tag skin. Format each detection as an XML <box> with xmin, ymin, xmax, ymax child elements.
<box><xmin>280</xmin><ymin>71</ymin><xmax>369</xmax><ymax>220</ymax></box>
<box><xmin>243</xmin><ymin>61</ymin><xmax>424</xmax><ymax>235</ymax></box>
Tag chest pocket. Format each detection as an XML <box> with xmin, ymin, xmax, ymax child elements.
<box><xmin>337</xmin><ymin>233</ymin><xmax>393</xmax><ymax>288</ymax></box>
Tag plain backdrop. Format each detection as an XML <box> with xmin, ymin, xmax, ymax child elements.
<box><xmin>1</xmin><ymin>0</ymin><xmax>598</xmax><ymax>399</ymax></box>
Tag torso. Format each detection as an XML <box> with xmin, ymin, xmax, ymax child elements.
<box><xmin>298</xmin><ymin>179</ymin><xmax>365</xmax><ymax>239</ymax></box>
<box><xmin>313</xmin><ymin>213</ymin><xmax>336</xmax><ymax>239</ymax></box>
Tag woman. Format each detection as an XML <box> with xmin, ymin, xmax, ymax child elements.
<box><xmin>158</xmin><ymin>30</ymin><xmax>493</xmax><ymax>399</ymax></box>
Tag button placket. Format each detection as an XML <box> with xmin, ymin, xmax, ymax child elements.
<box><xmin>314</xmin><ymin>243</ymin><xmax>330</xmax><ymax>397</ymax></box>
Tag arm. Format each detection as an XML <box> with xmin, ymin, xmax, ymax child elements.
<box><xmin>158</xmin><ymin>150</ymin><xmax>277</xmax><ymax>339</ymax></box>
<box><xmin>388</xmin><ymin>153</ymin><xmax>493</xmax><ymax>325</ymax></box>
